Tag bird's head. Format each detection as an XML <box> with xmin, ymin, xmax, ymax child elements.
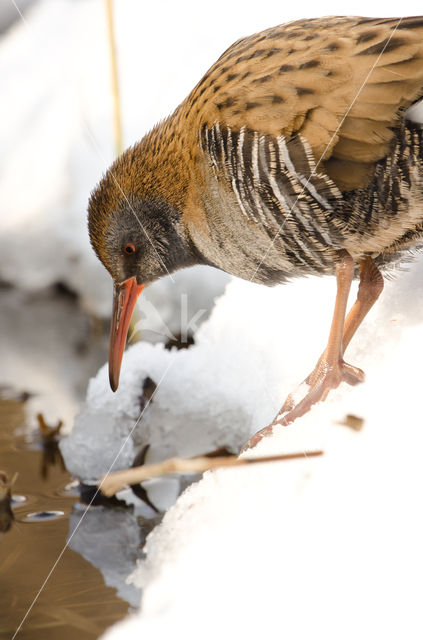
<box><xmin>88</xmin><ymin>161</ymin><xmax>196</xmax><ymax>392</ymax></box>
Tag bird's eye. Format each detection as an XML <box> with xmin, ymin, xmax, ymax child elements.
<box><xmin>123</xmin><ymin>243</ymin><xmax>136</xmax><ymax>255</ymax></box>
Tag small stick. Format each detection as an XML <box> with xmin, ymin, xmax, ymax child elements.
<box><xmin>105</xmin><ymin>0</ymin><xmax>123</xmax><ymax>156</ymax></box>
<box><xmin>99</xmin><ymin>450</ymin><xmax>324</xmax><ymax>497</ymax></box>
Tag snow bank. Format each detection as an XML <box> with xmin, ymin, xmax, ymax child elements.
<box><xmin>60</xmin><ymin>251</ymin><xmax>423</xmax><ymax>638</ymax></box>
<box><xmin>101</xmin><ymin>261</ymin><xmax>423</xmax><ymax>638</ymax></box>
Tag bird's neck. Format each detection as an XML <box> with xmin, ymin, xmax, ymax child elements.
<box><xmin>127</xmin><ymin>110</ymin><xmax>192</xmax><ymax>213</ymax></box>
<box><xmin>107</xmin><ymin>109</ymin><xmax>213</xmax><ymax>270</ymax></box>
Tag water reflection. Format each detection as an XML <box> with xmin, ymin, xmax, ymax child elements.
<box><xmin>36</xmin><ymin>413</ymin><xmax>66</xmax><ymax>480</ymax></box>
<box><xmin>68</xmin><ymin>507</ymin><xmax>148</xmax><ymax>608</ymax></box>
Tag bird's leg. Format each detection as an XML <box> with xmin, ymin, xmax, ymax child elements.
<box><xmin>243</xmin><ymin>253</ymin><xmax>384</xmax><ymax>450</ymax></box>
<box><xmin>280</xmin><ymin>256</ymin><xmax>384</xmax><ymax>418</ymax></box>
<box><xmin>275</xmin><ymin>250</ymin><xmax>358</xmax><ymax>418</ymax></box>
<box><xmin>341</xmin><ymin>256</ymin><xmax>384</xmax><ymax>353</ymax></box>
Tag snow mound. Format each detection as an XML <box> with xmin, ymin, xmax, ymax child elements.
<box><xmin>60</xmin><ymin>254</ymin><xmax>423</xmax><ymax>639</ymax></box>
<box><xmin>105</xmin><ymin>400</ymin><xmax>423</xmax><ymax>639</ymax></box>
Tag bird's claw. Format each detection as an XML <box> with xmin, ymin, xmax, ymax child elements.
<box><xmin>274</xmin><ymin>358</ymin><xmax>365</xmax><ymax>425</ymax></box>
<box><xmin>242</xmin><ymin>358</ymin><xmax>365</xmax><ymax>451</ymax></box>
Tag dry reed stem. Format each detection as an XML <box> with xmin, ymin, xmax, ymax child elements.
<box><xmin>100</xmin><ymin>450</ymin><xmax>324</xmax><ymax>496</ymax></box>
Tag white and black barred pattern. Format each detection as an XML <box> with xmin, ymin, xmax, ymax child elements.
<box><xmin>199</xmin><ymin>124</ymin><xmax>344</xmax><ymax>270</ymax></box>
<box><xmin>336</xmin><ymin>120</ymin><xmax>423</xmax><ymax>266</ymax></box>
<box><xmin>200</xmin><ymin>121</ymin><xmax>423</xmax><ymax>274</ymax></box>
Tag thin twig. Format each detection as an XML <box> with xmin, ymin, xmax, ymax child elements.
<box><xmin>99</xmin><ymin>450</ymin><xmax>324</xmax><ymax>497</ymax></box>
<box><xmin>105</xmin><ymin>0</ymin><xmax>123</xmax><ymax>156</ymax></box>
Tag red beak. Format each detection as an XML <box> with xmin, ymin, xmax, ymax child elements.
<box><xmin>109</xmin><ymin>276</ymin><xmax>144</xmax><ymax>392</ymax></box>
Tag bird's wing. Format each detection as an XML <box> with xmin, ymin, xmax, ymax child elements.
<box><xmin>185</xmin><ymin>15</ymin><xmax>423</xmax><ymax>191</ymax></box>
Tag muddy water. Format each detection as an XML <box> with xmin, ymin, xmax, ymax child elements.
<box><xmin>0</xmin><ymin>289</ymin><xmax>136</xmax><ymax>639</ymax></box>
<box><xmin>0</xmin><ymin>394</ymin><xmax>132</xmax><ymax>639</ymax></box>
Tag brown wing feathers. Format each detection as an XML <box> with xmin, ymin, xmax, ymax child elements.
<box><xmin>181</xmin><ymin>16</ymin><xmax>423</xmax><ymax>192</ymax></box>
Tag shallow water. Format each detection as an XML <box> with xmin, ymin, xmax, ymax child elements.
<box><xmin>0</xmin><ymin>393</ymin><xmax>133</xmax><ymax>639</ymax></box>
<box><xmin>0</xmin><ymin>288</ymin><xmax>141</xmax><ymax>639</ymax></box>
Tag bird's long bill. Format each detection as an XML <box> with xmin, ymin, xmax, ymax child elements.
<box><xmin>109</xmin><ymin>276</ymin><xmax>144</xmax><ymax>392</ymax></box>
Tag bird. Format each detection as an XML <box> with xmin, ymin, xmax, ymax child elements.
<box><xmin>88</xmin><ymin>15</ymin><xmax>423</xmax><ymax>449</ymax></box>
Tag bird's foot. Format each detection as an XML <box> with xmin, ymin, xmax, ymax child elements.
<box><xmin>277</xmin><ymin>357</ymin><xmax>365</xmax><ymax>421</ymax></box>
<box><xmin>242</xmin><ymin>356</ymin><xmax>364</xmax><ymax>451</ymax></box>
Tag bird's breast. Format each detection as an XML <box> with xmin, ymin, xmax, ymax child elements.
<box><xmin>187</xmin><ymin>174</ymin><xmax>291</xmax><ymax>285</ymax></box>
